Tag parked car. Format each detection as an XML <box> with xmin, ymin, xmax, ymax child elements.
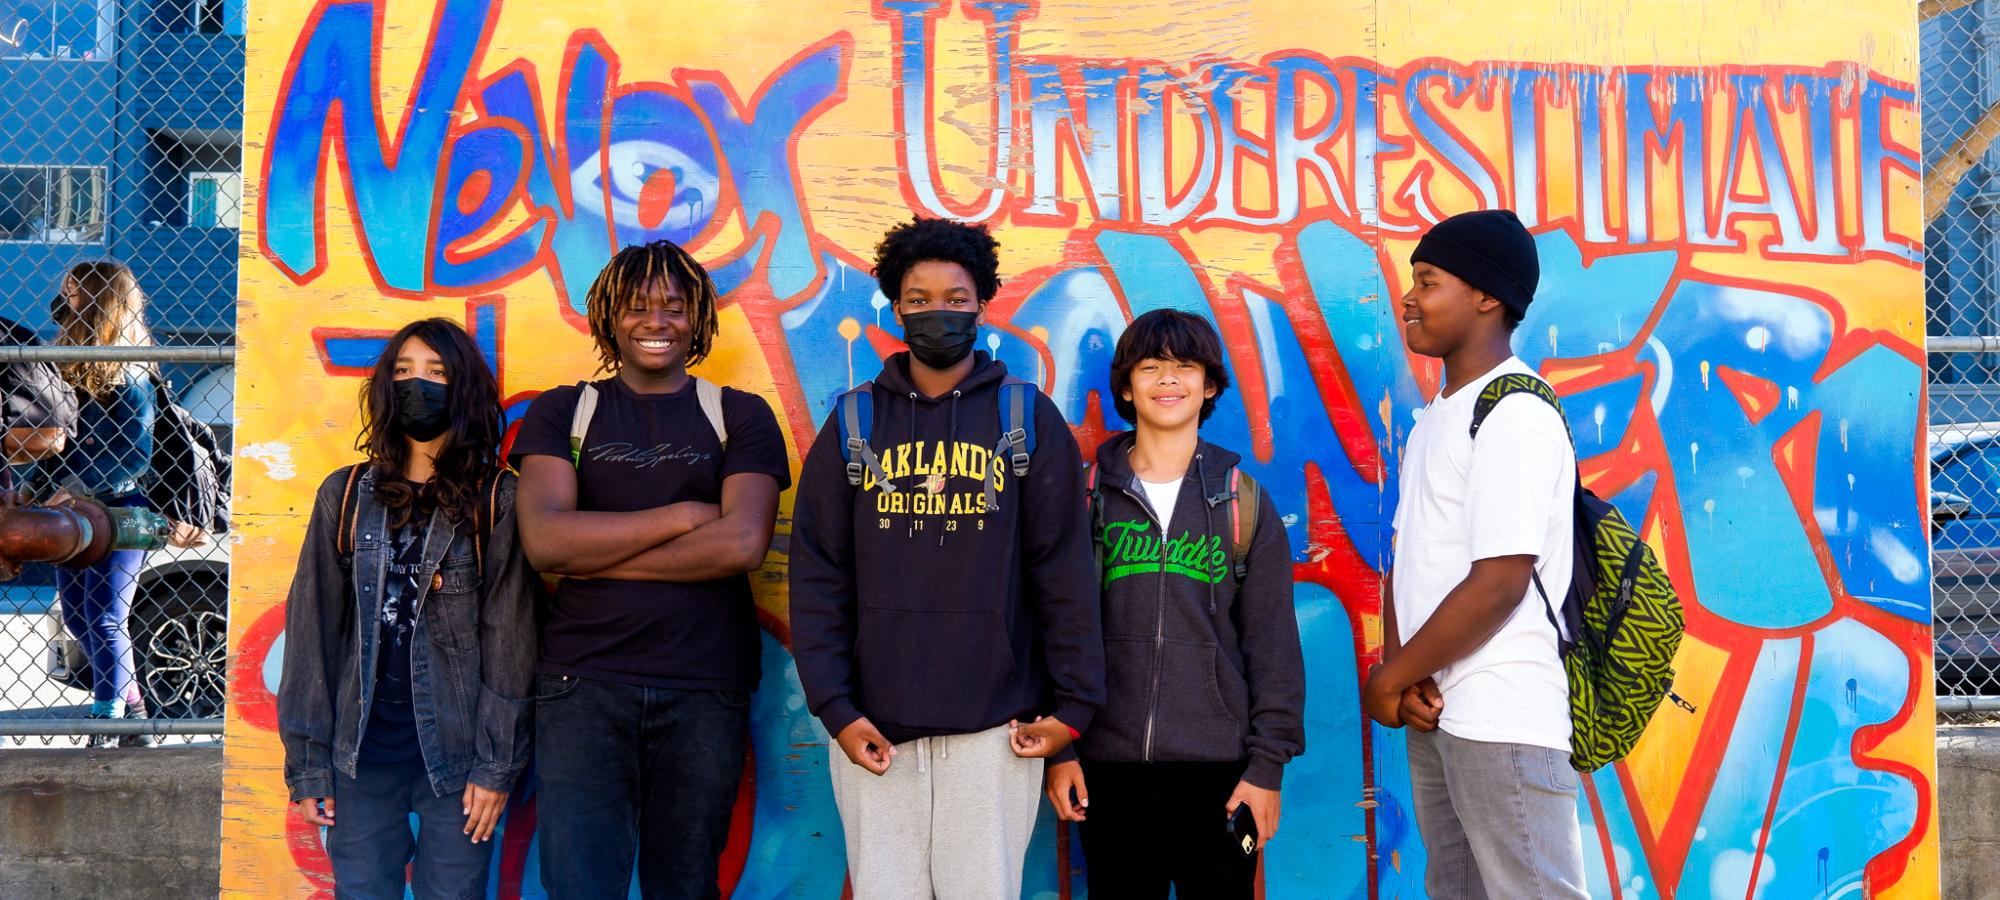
<box><xmin>1930</xmin><ymin>421</ymin><xmax>2000</xmax><ymax>695</ymax></box>
<box><xmin>42</xmin><ymin>365</ymin><xmax>231</xmax><ymax>719</ymax></box>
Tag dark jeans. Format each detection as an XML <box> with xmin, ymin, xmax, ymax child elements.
<box><xmin>58</xmin><ymin>546</ymin><xmax>144</xmax><ymax>706</ymax></box>
<box><xmin>534</xmin><ymin>674</ymin><xmax>751</xmax><ymax>900</ymax></box>
<box><xmin>325</xmin><ymin>756</ymin><xmax>493</xmax><ymax>900</ymax></box>
<box><xmin>1078</xmin><ymin>759</ymin><xmax>1256</xmax><ymax>900</ymax></box>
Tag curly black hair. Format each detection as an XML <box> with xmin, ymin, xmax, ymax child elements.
<box><xmin>871</xmin><ymin>217</ymin><xmax>1002</xmax><ymax>304</ymax></box>
<box><xmin>1110</xmin><ymin>309</ymin><xmax>1232</xmax><ymax>424</ymax></box>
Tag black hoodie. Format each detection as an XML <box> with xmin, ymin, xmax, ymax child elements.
<box><xmin>1068</xmin><ymin>431</ymin><xmax>1306</xmax><ymax>789</ymax></box>
<box><xmin>790</xmin><ymin>351</ymin><xmax>1104</xmax><ymax>746</ymax></box>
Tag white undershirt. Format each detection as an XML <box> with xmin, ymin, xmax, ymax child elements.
<box><xmin>1141</xmin><ymin>477</ymin><xmax>1183</xmax><ymax>529</ymax></box>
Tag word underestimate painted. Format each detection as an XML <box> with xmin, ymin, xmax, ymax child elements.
<box><xmin>260</xmin><ymin>0</ymin><xmax>1920</xmax><ymax>317</ymax></box>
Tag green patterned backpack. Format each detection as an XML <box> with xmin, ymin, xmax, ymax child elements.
<box><xmin>1469</xmin><ymin>373</ymin><xmax>1693</xmax><ymax>773</ymax></box>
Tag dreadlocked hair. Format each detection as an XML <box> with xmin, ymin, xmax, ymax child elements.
<box><xmin>582</xmin><ymin>239</ymin><xmax>720</xmax><ymax>374</ymax></box>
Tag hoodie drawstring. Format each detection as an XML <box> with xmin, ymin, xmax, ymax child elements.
<box><xmin>906</xmin><ymin>394</ymin><xmax>919</xmax><ymax>539</ymax></box>
<box><xmin>943</xmin><ymin>391</ymin><xmax>961</xmax><ymax>546</ymax></box>
<box><xmin>913</xmin><ymin>733</ymin><xmax>951</xmax><ymax>774</ymax></box>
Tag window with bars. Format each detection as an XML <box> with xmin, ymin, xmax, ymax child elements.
<box><xmin>0</xmin><ymin>164</ymin><xmax>105</xmax><ymax>243</ymax></box>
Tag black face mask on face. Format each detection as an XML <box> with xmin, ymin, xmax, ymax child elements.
<box><xmin>393</xmin><ymin>378</ymin><xmax>451</xmax><ymax>442</ymax></box>
<box><xmin>901</xmin><ymin>310</ymin><xmax>980</xmax><ymax>370</ymax></box>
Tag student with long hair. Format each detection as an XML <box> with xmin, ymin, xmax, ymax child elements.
<box><xmin>278</xmin><ymin>318</ymin><xmax>538</xmax><ymax>898</ymax></box>
<box><xmin>45</xmin><ymin>261</ymin><xmax>201</xmax><ymax>745</ymax></box>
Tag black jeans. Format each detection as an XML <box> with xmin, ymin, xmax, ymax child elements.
<box><xmin>324</xmin><ymin>756</ymin><xmax>493</xmax><ymax>900</ymax></box>
<box><xmin>1078</xmin><ymin>759</ymin><xmax>1256</xmax><ymax>900</ymax></box>
<box><xmin>534</xmin><ymin>674</ymin><xmax>751</xmax><ymax>900</ymax></box>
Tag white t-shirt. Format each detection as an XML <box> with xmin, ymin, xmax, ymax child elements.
<box><xmin>1141</xmin><ymin>477</ymin><xmax>1183</xmax><ymax>528</ymax></box>
<box><xmin>1391</xmin><ymin>357</ymin><xmax>1576</xmax><ymax>752</ymax></box>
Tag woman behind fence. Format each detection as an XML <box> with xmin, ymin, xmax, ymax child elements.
<box><xmin>44</xmin><ymin>261</ymin><xmax>203</xmax><ymax>746</ymax></box>
<box><xmin>276</xmin><ymin>318</ymin><xmax>538</xmax><ymax>898</ymax></box>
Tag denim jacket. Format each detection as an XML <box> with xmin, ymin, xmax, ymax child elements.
<box><xmin>50</xmin><ymin>369</ymin><xmax>155</xmax><ymax>498</ymax></box>
<box><xmin>278</xmin><ymin>465</ymin><xmax>540</xmax><ymax>801</ymax></box>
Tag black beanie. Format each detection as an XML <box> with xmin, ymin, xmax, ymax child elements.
<box><xmin>1410</xmin><ymin>209</ymin><xmax>1539</xmax><ymax>317</ymax></box>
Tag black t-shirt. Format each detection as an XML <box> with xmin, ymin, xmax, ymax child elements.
<box><xmin>358</xmin><ymin>505</ymin><xmax>428</xmax><ymax>764</ymax></box>
<box><xmin>509</xmin><ymin>376</ymin><xmax>792</xmax><ymax>690</ymax></box>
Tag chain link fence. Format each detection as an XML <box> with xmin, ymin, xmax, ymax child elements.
<box><xmin>0</xmin><ymin>0</ymin><xmax>241</xmax><ymax>745</ymax></box>
<box><xmin>1928</xmin><ymin>2</ymin><xmax>2000</xmax><ymax>710</ymax></box>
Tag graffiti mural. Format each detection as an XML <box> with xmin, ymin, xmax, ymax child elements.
<box><xmin>222</xmin><ymin>1</ymin><xmax>1935</xmax><ymax>896</ymax></box>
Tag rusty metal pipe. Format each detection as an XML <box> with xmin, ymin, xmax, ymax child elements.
<box><xmin>0</xmin><ymin>499</ymin><xmax>171</xmax><ymax>577</ymax></box>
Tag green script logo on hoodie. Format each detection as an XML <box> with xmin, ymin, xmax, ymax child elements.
<box><xmin>1101</xmin><ymin>519</ymin><xmax>1229</xmax><ymax>585</ymax></box>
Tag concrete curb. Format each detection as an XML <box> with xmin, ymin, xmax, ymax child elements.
<box><xmin>0</xmin><ymin>747</ymin><xmax>221</xmax><ymax>899</ymax></box>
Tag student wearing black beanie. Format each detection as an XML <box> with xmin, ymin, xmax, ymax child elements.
<box><xmin>1365</xmin><ymin>209</ymin><xmax>1589</xmax><ymax>897</ymax></box>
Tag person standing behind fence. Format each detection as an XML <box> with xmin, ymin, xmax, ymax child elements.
<box><xmin>42</xmin><ymin>262</ymin><xmax>202</xmax><ymax>747</ymax></box>
<box><xmin>510</xmin><ymin>240</ymin><xmax>789</xmax><ymax>900</ymax></box>
<box><xmin>278</xmin><ymin>318</ymin><xmax>539</xmax><ymax>898</ymax></box>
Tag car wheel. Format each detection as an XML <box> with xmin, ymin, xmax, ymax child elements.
<box><xmin>136</xmin><ymin>570</ymin><xmax>229</xmax><ymax>720</ymax></box>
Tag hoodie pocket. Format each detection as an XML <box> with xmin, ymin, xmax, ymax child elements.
<box><xmin>1091</xmin><ymin>636</ymin><xmax>1158</xmax><ymax>754</ymax></box>
<box><xmin>1152</xmin><ymin>639</ymin><xmax>1247</xmax><ymax>759</ymax></box>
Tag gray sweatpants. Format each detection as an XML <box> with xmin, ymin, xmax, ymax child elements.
<box><xmin>827</xmin><ymin>723</ymin><xmax>1043</xmax><ymax>900</ymax></box>
<box><xmin>1406</xmin><ymin>727</ymin><xmax>1589</xmax><ymax>899</ymax></box>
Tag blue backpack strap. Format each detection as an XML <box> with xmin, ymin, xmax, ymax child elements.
<box><xmin>986</xmin><ymin>378</ymin><xmax>1037</xmax><ymax>512</ymax></box>
<box><xmin>837</xmin><ymin>382</ymin><xmax>896</xmax><ymax>492</ymax></box>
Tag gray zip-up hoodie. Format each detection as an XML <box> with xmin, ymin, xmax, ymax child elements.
<box><xmin>1068</xmin><ymin>431</ymin><xmax>1306</xmax><ymax>789</ymax></box>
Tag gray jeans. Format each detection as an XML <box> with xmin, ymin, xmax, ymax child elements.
<box><xmin>1405</xmin><ymin>728</ymin><xmax>1588</xmax><ymax>899</ymax></box>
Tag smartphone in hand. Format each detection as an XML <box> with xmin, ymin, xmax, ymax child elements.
<box><xmin>1226</xmin><ymin>803</ymin><xmax>1258</xmax><ymax>857</ymax></box>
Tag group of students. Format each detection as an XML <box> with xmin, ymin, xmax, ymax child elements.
<box><xmin>277</xmin><ymin>209</ymin><xmax>1589</xmax><ymax>899</ymax></box>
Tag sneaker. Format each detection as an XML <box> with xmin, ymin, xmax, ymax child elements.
<box><xmin>118</xmin><ymin>697</ymin><xmax>156</xmax><ymax>749</ymax></box>
<box><xmin>85</xmin><ymin>699</ymin><xmax>123</xmax><ymax>749</ymax></box>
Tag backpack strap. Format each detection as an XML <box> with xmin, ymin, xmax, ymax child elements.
<box><xmin>1469</xmin><ymin>372</ymin><xmax>1581</xmax><ymax>653</ymax></box>
<box><xmin>986</xmin><ymin>379</ymin><xmax>1037</xmax><ymax>512</ymax></box>
<box><xmin>1228</xmin><ymin>467</ymin><xmax>1260</xmax><ymax>582</ymax></box>
<box><xmin>334</xmin><ymin>463</ymin><xmax>364</xmax><ymax>558</ymax></box>
<box><xmin>1468</xmin><ymin>372</ymin><xmax>1571</xmax><ymax>440</ymax></box>
<box><xmin>694</xmin><ymin>377</ymin><xmax>728</xmax><ymax>450</ymax></box>
<box><xmin>568</xmin><ymin>382</ymin><xmax>599</xmax><ymax>468</ymax></box>
<box><xmin>836</xmin><ymin>382</ymin><xmax>895</xmax><ymax>492</ymax></box>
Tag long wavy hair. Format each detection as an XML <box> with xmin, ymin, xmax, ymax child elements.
<box><xmin>56</xmin><ymin>261</ymin><xmax>154</xmax><ymax>399</ymax></box>
<box><xmin>355</xmin><ymin>319</ymin><xmax>503</xmax><ymax>528</ymax></box>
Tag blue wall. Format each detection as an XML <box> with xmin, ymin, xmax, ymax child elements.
<box><xmin>0</xmin><ymin>0</ymin><xmax>242</xmax><ymax>343</ymax></box>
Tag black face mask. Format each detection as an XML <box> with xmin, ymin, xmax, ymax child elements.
<box><xmin>393</xmin><ymin>378</ymin><xmax>451</xmax><ymax>442</ymax></box>
<box><xmin>902</xmin><ymin>310</ymin><xmax>980</xmax><ymax>370</ymax></box>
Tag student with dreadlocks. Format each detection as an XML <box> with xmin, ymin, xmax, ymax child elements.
<box><xmin>510</xmin><ymin>239</ymin><xmax>790</xmax><ymax>899</ymax></box>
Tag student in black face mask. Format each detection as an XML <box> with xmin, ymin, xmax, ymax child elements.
<box><xmin>278</xmin><ymin>318</ymin><xmax>540</xmax><ymax>899</ymax></box>
<box><xmin>790</xmin><ymin>217</ymin><xmax>1105</xmax><ymax>899</ymax></box>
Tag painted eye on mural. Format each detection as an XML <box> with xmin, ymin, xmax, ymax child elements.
<box><xmin>569</xmin><ymin>140</ymin><xmax>721</xmax><ymax>234</ymax></box>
